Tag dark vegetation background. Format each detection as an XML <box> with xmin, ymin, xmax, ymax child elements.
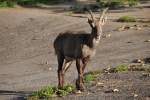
<box><xmin>0</xmin><ymin>0</ymin><xmax>141</xmax><ymax>8</ymax></box>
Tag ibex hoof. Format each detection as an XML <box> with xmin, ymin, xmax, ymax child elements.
<box><xmin>76</xmin><ymin>81</ymin><xmax>85</xmax><ymax>91</ymax></box>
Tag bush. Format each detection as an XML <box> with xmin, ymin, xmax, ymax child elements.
<box><xmin>0</xmin><ymin>0</ymin><xmax>16</xmax><ymax>7</ymax></box>
<box><xmin>96</xmin><ymin>0</ymin><xmax>139</xmax><ymax>8</ymax></box>
<box><xmin>0</xmin><ymin>0</ymin><xmax>68</xmax><ymax>7</ymax></box>
<box><xmin>116</xmin><ymin>64</ymin><xmax>128</xmax><ymax>72</ymax></box>
<box><xmin>128</xmin><ymin>0</ymin><xmax>139</xmax><ymax>7</ymax></box>
<box><xmin>117</xmin><ymin>16</ymin><xmax>137</xmax><ymax>22</ymax></box>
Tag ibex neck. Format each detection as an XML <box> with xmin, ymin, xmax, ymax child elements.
<box><xmin>88</xmin><ymin>32</ymin><xmax>102</xmax><ymax>48</ymax></box>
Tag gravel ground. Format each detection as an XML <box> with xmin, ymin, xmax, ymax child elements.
<box><xmin>0</xmin><ymin>2</ymin><xmax>150</xmax><ymax>100</ymax></box>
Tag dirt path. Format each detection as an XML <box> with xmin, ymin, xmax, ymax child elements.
<box><xmin>0</xmin><ymin>3</ymin><xmax>150</xmax><ymax>100</ymax></box>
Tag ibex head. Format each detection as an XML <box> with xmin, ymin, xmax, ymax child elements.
<box><xmin>88</xmin><ymin>8</ymin><xmax>108</xmax><ymax>39</ymax></box>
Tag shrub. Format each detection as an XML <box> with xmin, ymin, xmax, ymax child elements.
<box><xmin>96</xmin><ymin>0</ymin><xmax>139</xmax><ymax>8</ymax></box>
<box><xmin>128</xmin><ymin>0</ymin><xmax>139</xmax><ymax>7</ymax></box>
<box><xmin>117</xmin><ymin>16</ymin><xmax>137</xmax><ymax>22</ymax></box>
<box><xmin>0</xmin><ymin>0</ymin><xmax>16</xmax><ymax>7</ymax></box>
<box><xmin>116</xmin><ymin>64</ymin><xmax>129</xmax><ymax>72</ymax></box>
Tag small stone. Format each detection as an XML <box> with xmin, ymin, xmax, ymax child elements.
<box><xmin>137</xmin><ymin>59</ymin><xmax>144</xmax><ymax>63</ymax></box>
<box><xmin>143</xmin><ymin>24</ymin><xmax>148</xmax><ymax>27</ymax></box>
<box><xmin>142</xmin><ymin>73</ymin><xmax>150</xmax><ymax>77</ymax></box>
<box><xmin>96</xmin><ymin>82</ymin><xmax>104</xmax><ymax>86</ymax></box>
<box><xmin>134</xmin><ymin>94</ymin><xmax>138</xmax><ymax>97</ymax></box>
<box><xmin>113</xmin><ymin>89</ymin><xmax>119</xmax><ymax>92</ymax></box>
<box><xmin>76</xmin><ymin>90</ymin><xmax>82</xmax><ymax>94</ymax></box>
<box><xmin>104</xmin><ymin>89</ymin><xmax>113</xmax><ymax>93</ymax></box>
<box><xmin>136</xmin><ymin>27</ymin><xmax>142</xmax><ymax>30</ymax></box>
<box><xmin>46</xmin><ymin>61</ymin><xmax>49</xmax><ymax>65</ymax></box>
<box><xmin>145</xmin><ymin>40</ymin><xmax>150</xmax><ymax>42</ymax></box>
<box><xmin>48</xmin><ymin>67</ymin><xmax>52</xmax><ymax>70</ymax></box>
<box><xmin>117</xmin><ymin>26</ymin><xmax>125</xmax><ymax>31</ymax></box>
<box><xmin>107</xmin><ymin>34</ymin><xmax>111</xmax><ymax>37</ymax></box>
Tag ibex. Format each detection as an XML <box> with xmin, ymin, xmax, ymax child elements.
<box><xmin>54</xmin><ymin>8</ymin><xmax>108</xmax><ymax>91</ymax></box>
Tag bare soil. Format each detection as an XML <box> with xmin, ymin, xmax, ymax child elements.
<box><xmin>0</xmin><ymin>2</ymin><xmax>150</xmax><ymax>100</ymax></box>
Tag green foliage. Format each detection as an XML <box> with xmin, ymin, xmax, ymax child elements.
<box><xmin>96</xmin><ymin>0</ymin><xmax>139</xmax><ymax>8</ymax></box>
<box><xmin>0</xmin><ymin>0</ymin><xmax>16</xmax><ymax>7</ymax></box>
<box><xmin>117</xmin><ymin>16</ymin><xmax>137</xmax><ymax>22</ymax></box>
<box><xmin>0</xmin><ymin>0</ymin><xmax>68</xmax><ymax>7</ymax></box>
<box><xmin>116</xmin><ymin>64</ymin><xmax>129</xmax><ymax>72</ymax></box>
<box><xmin>30</xmin><ymin>84</ymin><xmax>75</xmax><ymax>99</ymax></box>
<box><xmin>128</xmin><ymin>0</ymin><xmax>139</xmax><ymax>7</ymax></box>
<box><xmin>84</xmin><ymin>74</ymin><xmax>94</xmax><ymax>82</ymax></box>
<box><xmin>84</xmin><ymin>70</ymin><xmax>101</xmax><ymax>82</ymax></box>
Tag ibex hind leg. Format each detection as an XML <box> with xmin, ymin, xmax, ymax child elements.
<box><xmin>57</xmin><ymin>54</ymin><xmax>64</xmax><ymax>88</ymax></box>
<box><xmin>76</xmin><ymin>59</ymin><xmax>85</xmax><ymax>91</ymax></box>
<box><xmin>63</xmin><ymin>59</ymin><xmax>73</xmax><ymax>73</ymax></box>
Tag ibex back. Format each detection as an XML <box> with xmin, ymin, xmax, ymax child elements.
<box><xmin>54</xmin><ymin>8</ymin><xmax>108</xmax><ymax>91</ymax></box>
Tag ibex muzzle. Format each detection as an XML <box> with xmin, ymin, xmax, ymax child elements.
<box><xmin>54</xmin><ymin>8</ymin><xmax>108</xmax><ymax>91</ymax></box>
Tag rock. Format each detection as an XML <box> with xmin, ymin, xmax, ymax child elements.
<box><xmin>96</xmin><ymin>82</ymin><xmax>104</xmax><ymax>87</ymax></box>
<box><xmin>113</xmin><ymin>89</ymin><xmax>119</xmax><ymax>92</ymax></box>
<box><xmin>104</xmin><ymin>89</ymin><xmax>113</xmax><ymax>93</ymax></box>
<box><xmin>144</xmin><ymin>40</ymin><xmax>150</xmax><ymax>42</ymax></box>
<box><xmin>76</xmin><ymin>90</ymin><xmax>82</xmax><ymax>94</ymax></box>
<box><xmin>134</xmin><ymin>59</ymin><xmax>144</xmax><ymax>63</ymax></box>
<box><xmin>134</xmin><ymin>94</ymin><xmax>138</xmax><ymax>97</ymax></box>
<box><xmin>117</xmin><ymin>26</ymin><xmax>126</xmax><ymax>31</ymax></box>
<box><xmin>107</xmin><ymin>34</ymin><xmax>111</xmax><ymax>37</ymax></box>
<box><xmin>48</xmin><ymin>67</ymin><xmax>52</xmax><ymax>71</ymax></box>
<box><xmin>142</xmin><ymin>73</ymin><xmax>150</xmax><ymax>77</ymax></box>
<box><xmin>143</xmin><ymin>24</ymin><xmax>148</xmax><ymax>27</ymax></box>
<box><xmin>136</xmin><ymin>27</ymin><xmax>142</xmax><ymax>30</ymax></box>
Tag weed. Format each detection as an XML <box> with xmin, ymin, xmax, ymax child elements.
<box><xmin>29</xmin><ymin>84</ymin><xmax>75</xmax><ymax>99</ymax></box>
<box><xmin>84</xmin><ymin>74</ymin><xmax>94</xmax><ymax>82</ymax></box>
<box><xmin>117</xmin><ymin>16</ymin><xmax>137</xmax><ymax>22</ymax></box>
<box><xmin>116</xmin><ymin>64</ymin><xmax>129</xmax><ymax>72</ymax></box>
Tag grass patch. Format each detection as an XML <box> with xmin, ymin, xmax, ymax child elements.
<box><xmin>84</xmin><ymin>74</ymin><xmax>94</xmax><ymax>82</ymax></box>
<box><xmin>117</xmin><ymin>16</ymin><xmax>137</xmax><ymax>22</ymax></box>
<box><xmin>27</xmin><ymin>84</ymin><xmax>75</xmax><ymax>99</ymax></box>
<box><xmin>128</xmin><ymin>64</ymin><xmax>150</xmax><ymax>72</ymax></box>
<box><xmin>84</xmin><ymin>70</ymin><xmax>101</xmax><ymax>82</ymax></box>
<box><xmin>116</xmin><ymin>64</ymin><xmax>129</xmax><ymax>72</ymax></box>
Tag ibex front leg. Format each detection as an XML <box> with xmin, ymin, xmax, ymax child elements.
<box><xmin>57</xmin><ymin>55</ymin><xmax>64</xmax><ymax>88</ymax></box>
<box><xmin>76</xmin><ymin>59</ymin><xmax>85</xmax><ymax>91</ymax></box>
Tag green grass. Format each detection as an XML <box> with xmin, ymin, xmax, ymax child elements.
<box><xmin>116</xmin><ymin>64</ymin><xmax>129</xmax><ymax>72</ymax></box>
<box><xmin>84</xmin><ymin>70</ymin><xmax>101</xmax><ymax>82</ymax></box>
<box><xmin>27</xmin><ymin>84</ymin><xmax>75</xmax><ymax>99</ymax></box>
<box><xmin>117</xmin><ymin>16</ymin><xmax>137</xmax><ymax>22</ymax></box>
<box><xmin>84</xmin><ymin>74</ymin><xmax>94</xmax><ymax>82</ymax></box>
